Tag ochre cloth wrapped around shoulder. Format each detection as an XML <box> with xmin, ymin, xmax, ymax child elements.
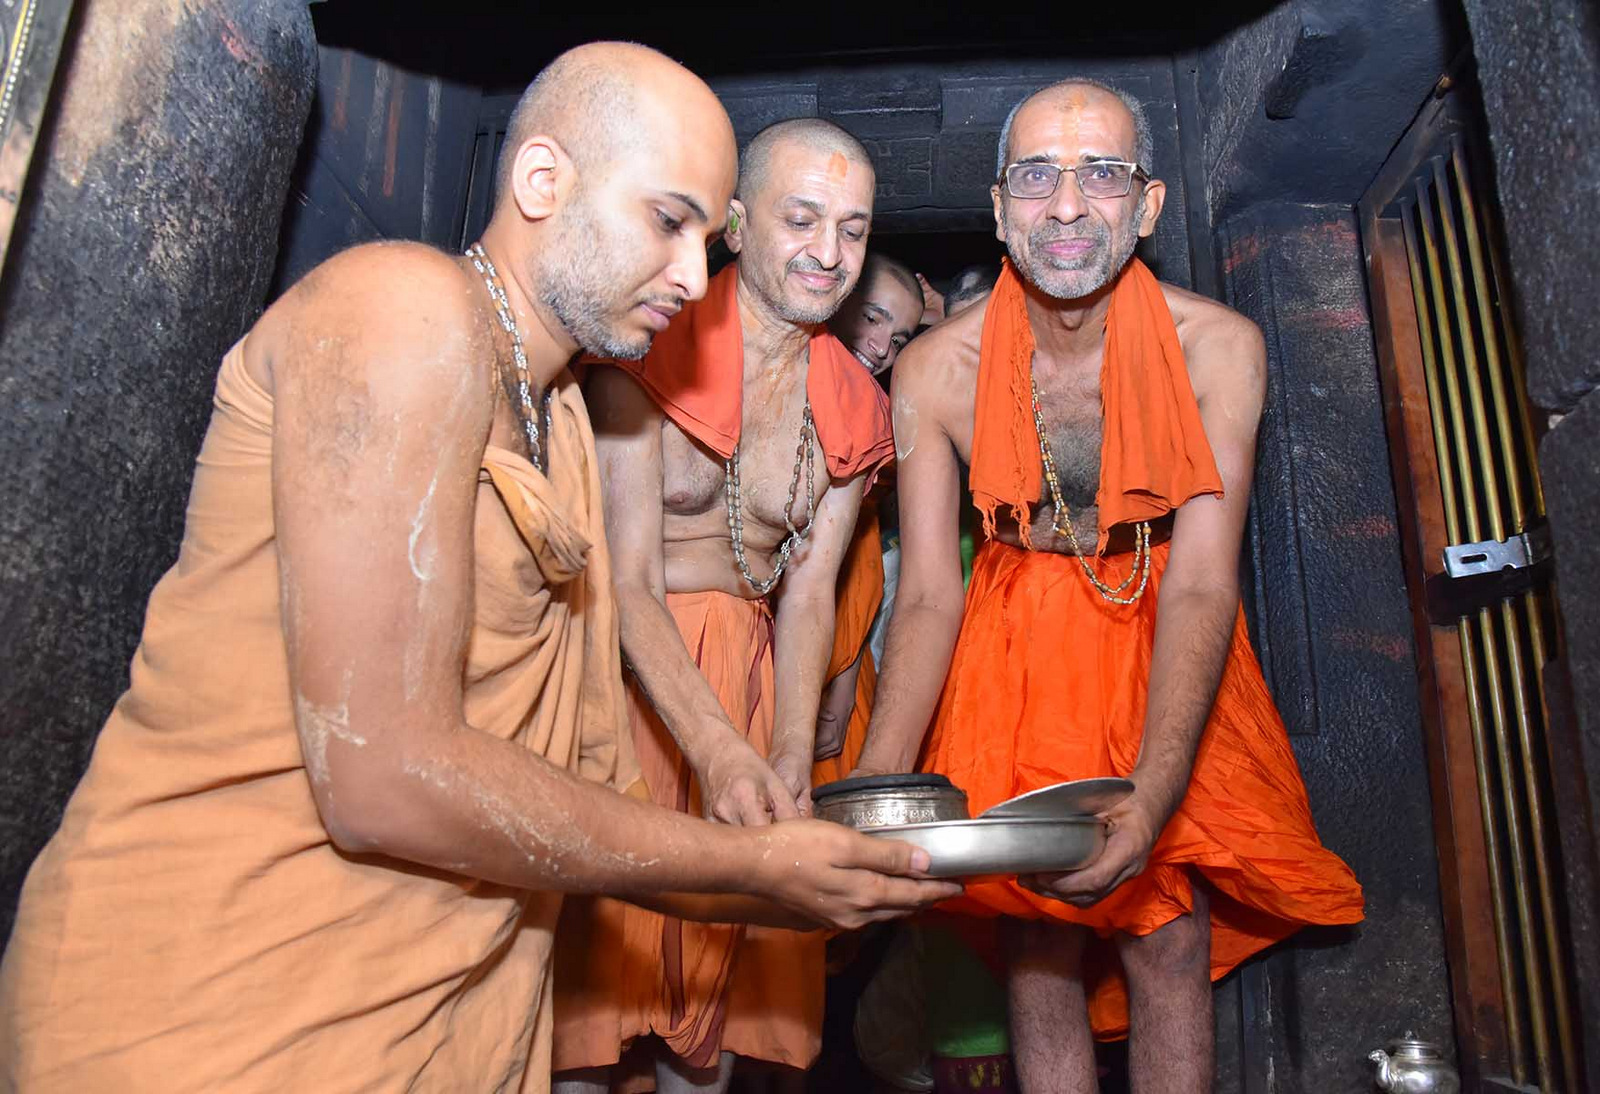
<box><xmin>0</xmin><ymin>343</ymin><xmax>636</xmax><ymax>1092</ymax></box>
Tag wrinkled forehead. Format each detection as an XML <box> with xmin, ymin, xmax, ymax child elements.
<box><xmin>1008</xmin><ymin>90</ymin><xmax>1138</xmax><ymax>165</ymax></box>
<box><xmin>761</xmin><ymin>139</ymin><xmax>876</xmax><ymax>209</ymax></box>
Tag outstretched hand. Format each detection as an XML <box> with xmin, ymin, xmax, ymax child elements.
<box><xmin>1019</xmin><ymin>790</ymin><xmax>1167</xmax><ymax>907</ymax></box>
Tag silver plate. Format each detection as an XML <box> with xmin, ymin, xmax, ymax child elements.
<box><xmin>863</xmin><ymin>816</ymin><xmax>1106</xmax><ymax>879</ymax></box>
<box><xmin>979</xmin><ymin>777</ymin><xmax>1135</xmax><ymax>820</ymax></box>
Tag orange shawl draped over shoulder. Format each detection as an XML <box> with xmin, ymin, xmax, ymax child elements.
<box><xmin>608</xmin><ymin>263</ymin><xmax>893</xmax><ymax>480</ymax></box>
<box><xmin>969</xmin><ymin>257</ymin><xmax>1222</xmax><ymax>550</ymax></box>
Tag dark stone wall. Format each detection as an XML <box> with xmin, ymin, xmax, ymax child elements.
<box><xmin>1218</xmin><ymin>203</ymin><xmax>1454</xmax><ymax>1092</ymax></box>
<box><xmin>1198</xmin><ymin>0</ymin><xmax>1463</xmax><ymax>222</ymax></box>
<box><xmin>0</xmin><ymin>0</ymin><xmax>316</xmax><ymax>941</ymax></box>
<box><xmin>270</xmin><ymin>43</ymin><xmax>482</xmax><ymax>299</ymax></box>
<box><xmin>1462</xmin><ymin>3</ymin><xmax>1600</xmax><ymax>1083</ymax></box>
<box><xmin>1462</xmin><ymin>0</ymin><xmax>1600</xmax><ymax>413</ymax></box>
<box><xmin>1538</xmin><ymin>399</ymin><xmax>1600</xmax><ymax>1092</ymax></box>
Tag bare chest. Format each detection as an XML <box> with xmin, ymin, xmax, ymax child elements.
<box><xmin>660</xmin><ymin>370</ymin><xmax>828</xmax><ymax>546</ymax></box>
<box><xmin>949</xmin><ymin>356</ymin><xmax>1105</xmax><ymax>550</ymax></box>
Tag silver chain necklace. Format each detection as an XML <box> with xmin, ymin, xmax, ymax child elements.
<box><xmin>725</xmin><ymin>400</ymin><xmax>817</xmax><ymax>596</ymax></box>
<box><xmin>466</xmin><ymin>242</ymin><xmax>552</xmax><ymax>474</ymax></box>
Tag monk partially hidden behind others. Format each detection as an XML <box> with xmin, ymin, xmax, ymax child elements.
<box><xmin>0</xmin><ymin>44</ymin><xmax>955</xmax><ymax>1094</ymax></box>
<box><xmin>852</xmin><ymin>78</ymin><xmax>1364</xmax><ymax>1094</ymax></box>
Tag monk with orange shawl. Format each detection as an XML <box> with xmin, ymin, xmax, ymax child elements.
<box><xmin>553</xmin><ymin>119</ymin><xmax>895</xmax><ymax>1094</ymax></box>
<box><xmin>0</xmin><ymin>51</ymin><xmax>958</xmax><ymax>1094</ymax></box>
<box><xmin>851</xmin><ymin>80</ymin><xmax>1363</xmax><ymax>1094</ymax></box>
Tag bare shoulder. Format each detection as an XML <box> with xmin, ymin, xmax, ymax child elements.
<box><xmin>1159</xmin><ymin>280</ymin><xmax>1266</xmax><ymax>404</ymax></box>
<box><xmin>893</xmin><ymin>299</ymin><xmax>983</xmax><ymax>428</ymax></box>
<box><xmin>255</xmin><ymin>241</ymin><xmax>495</xmax><ymax>400</ymax></box>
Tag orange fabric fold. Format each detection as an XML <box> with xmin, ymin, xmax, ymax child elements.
<box><xmin>608</xmin><ymin>263</ymin><xmax>894</xmax><ymax>483</ymax></box>
<box><xmin>969</xmin><ymin>258</ymin><xmax>1224</xmax><ymax>552</ymax></box>
<box><xmin>553</xmin><ymin>592</ymin><xmax>824</xmax><ymax>1079</ymax></box>
<box><xmin>922</xmin><ymin>540</ymin><xmax>1365</xmax><ymax>1039</ymax></box>
<box><xmin>811</xmin><ymin>510</ymin><xmax>884</xmax><ymax>785</ymax></box>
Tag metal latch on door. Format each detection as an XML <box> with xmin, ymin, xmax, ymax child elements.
<box><xmin>1442</xmin><ymin>522</ymin><xmax>1553</xmax><ymax>579</ymax></box>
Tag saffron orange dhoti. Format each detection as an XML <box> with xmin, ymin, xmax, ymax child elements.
<box><xmin>923</xmin><ymin>537</ymin><xmax>1365</xmax><ymax>1038</ymax></box>
<box><xmin>554</xmin><ymin>591</ymin><xmax>824</xmax><ymax>1077</ymax></box>
<box><xmin>812</xmin><ymin>508</ymin><xmax>883</xmax><ymax>786</ymax></box>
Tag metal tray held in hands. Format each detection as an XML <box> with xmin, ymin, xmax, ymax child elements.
<box><xmin>812</xmin><ymin>775</ymin><xmax>1130</xmax><ymax>879</ymax></box>
<box><xmin>862</xmin><ymin>816</ymin><xmax>1107</xmax><ymax>879</ymax></box>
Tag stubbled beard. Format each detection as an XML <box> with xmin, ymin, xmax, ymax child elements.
<box><xmin>1005</xmin><ymin>194</ymin><xmax>1145</xmax><ymax>301</ymax></box>
<box><xmin>536</xmin><ymin>195</ymin><xmax>653</xmax><ymax>360</ymax></box>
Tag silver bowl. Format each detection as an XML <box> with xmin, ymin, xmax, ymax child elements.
<box><xmin>863</xmin><ymin>816</ymin><xmax>1106</xmax><ymax>879</ymax></box>
<box><xmin>812</xmin><ymin>773</ymin><xmax>970</xmax><ymax>830</ymax></box>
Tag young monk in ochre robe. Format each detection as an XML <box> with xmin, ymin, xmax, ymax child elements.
<box><xmin>0</xmin><ymin>46</ymin><xmax>955</xmax><ymax>1094</ymax></box>
<box><xmin>852</xmin><ymin>78</ymin><xmax>1363</xmax><ymax>1094</ymax></box>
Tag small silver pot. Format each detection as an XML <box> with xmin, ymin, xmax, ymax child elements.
<box><xmin>812</xmin><ymin>774</ymin><xmax>970</xmax><ymax>830</ymax></box>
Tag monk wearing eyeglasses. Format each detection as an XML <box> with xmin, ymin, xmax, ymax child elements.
<box><xmin>850</xmin><ymin>78</ymin><xmax>1364</xmax><ymax>1094</ymax></box>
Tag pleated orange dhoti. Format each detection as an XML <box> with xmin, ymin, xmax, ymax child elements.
<box><xmin>554</xmin><ymin>591</ymin><xmax>824</xmax><ymax>1080</ymax></box>
<box><xmin>922</xmin><ymin>538</ymin><xmax>1365</xmax><ymax>1039</ymax></box>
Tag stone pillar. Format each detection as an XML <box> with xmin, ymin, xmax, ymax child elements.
<box><xmin>0</xmin><ymin>0</ymin><xmax>316</xmax><ymax>940</ymax></box>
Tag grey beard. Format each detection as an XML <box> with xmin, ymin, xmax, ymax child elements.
<box><xmin>1006</xmin><ymin>194</ymin><xmax>1146</xmax><ymax>301</ymax></box>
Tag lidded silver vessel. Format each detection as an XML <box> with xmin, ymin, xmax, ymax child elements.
<box><xmin>812</xmin><ymin>773</ymin><xmax>969</xmax><ymax>829</ymax></box>
<box><xmin>1368</xmin><ymin>1033</ymin><xmax>1460</xmax><ymax>1094</ymax></box>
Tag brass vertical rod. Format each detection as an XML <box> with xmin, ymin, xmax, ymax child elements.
<box><xmin>1431</xmin><ymin>158</ymin><xmax>1506</xmax><ymax>540</ymax></box>
<box><xmin>1450</xmin><ymin>138</ymin><xmax>1530</xmax><ymax>530</ymax></box>
<box><xmin>1419</xmin><ymin>172</ymin><xmax>1554</xmax><ymax>1088</ymax></box>
<box><xmin>1479</xmin><ymin>197</ymin><xmax>1548</xmax><ymax>517</ymax></box>
<box><xmin>1401</xmin><ymin>199</ymin><xmax>1465</xmax><ymax>538</ymax></box>
<box><xmin>1451</xmin><ymin>139</ymin><xmax>1581</xmax><ymax>1089</ymax></box>
<box><xmin>1402</xmin><ymin>195</ymin><xmax>1528</xmax><ymax>1082</ymax></box>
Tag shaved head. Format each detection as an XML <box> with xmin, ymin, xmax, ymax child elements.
<box><xmin>497</xmin><ymin>42</ymin><xmax>703</xmax><ymax>200</ymax></box>
<box><xmin>990</xmin><ymin>76</ymin><xmax>1162</xmax><ymax>301</ymax></box>
<box><xmin>831</xmin><ymin>252</ymin><xmax>924</xmax><ymax>375</ymax></box>
<box><xmin>486</xmin><ymin>41</ymin><xmax>737</xmax><ymax>359</ymax></box>
<box><xmin>997</xmin><ymin>78</ymin><xmax>1153</xmax><ymax>177</ymax></box>
<box><xmin>737</xmin><ymin>117</ymin><xmax>874</xmax><ymax>204</ymax></box>
<box><xmin>864</xmin><ymin>253</ymin><xmax>919</xmax><ymax>301</ymax></box>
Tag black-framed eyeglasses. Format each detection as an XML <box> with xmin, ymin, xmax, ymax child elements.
<box><xmin>1000</xmin><ymin>160</ymin><xmax>1148</xmax><ymax>200</ymax></box>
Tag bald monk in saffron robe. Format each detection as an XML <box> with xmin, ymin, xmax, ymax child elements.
<box><xmin>0</xmin><ymin>47</ymin><xmax>957</xmax><ymax>1094</ymax></box>
<box><xmin>811</xmin><ymin>253</ymin><xmax>925</xmax><ymax>779</ymax></box>
<box><xmin>851</xmin><ymin>79</ymin><xmax>1364</xmax><ymax>1094</ymax></box>
<box><xmin>553</xmin><ymin>119</ymin><xmax>894</xmax><ymax>1094</ymax></box>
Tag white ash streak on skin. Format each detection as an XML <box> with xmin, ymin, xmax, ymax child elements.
<box><xmin>295</xmin><ymin>670</ymin><xmax>366</xmax><ymax>794</ymax></box>
<box><xmin>407</xmin><ymin>470</ymin><xmax>441</xmax><ymax>582</ymax></box>
<box><xmin>893</xmin><ymin>391</ymin><xmax>918</xmax><ymax>463</ymax></box>
<box><xmin>403</xmin><ymin>639</ymin><xmax>426</xmax><ymax>704</ymax></box>
<box><xmin>400</xmin><ymin>757</ymin><xmax>666</xmax><ymax>877</ymax></box>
